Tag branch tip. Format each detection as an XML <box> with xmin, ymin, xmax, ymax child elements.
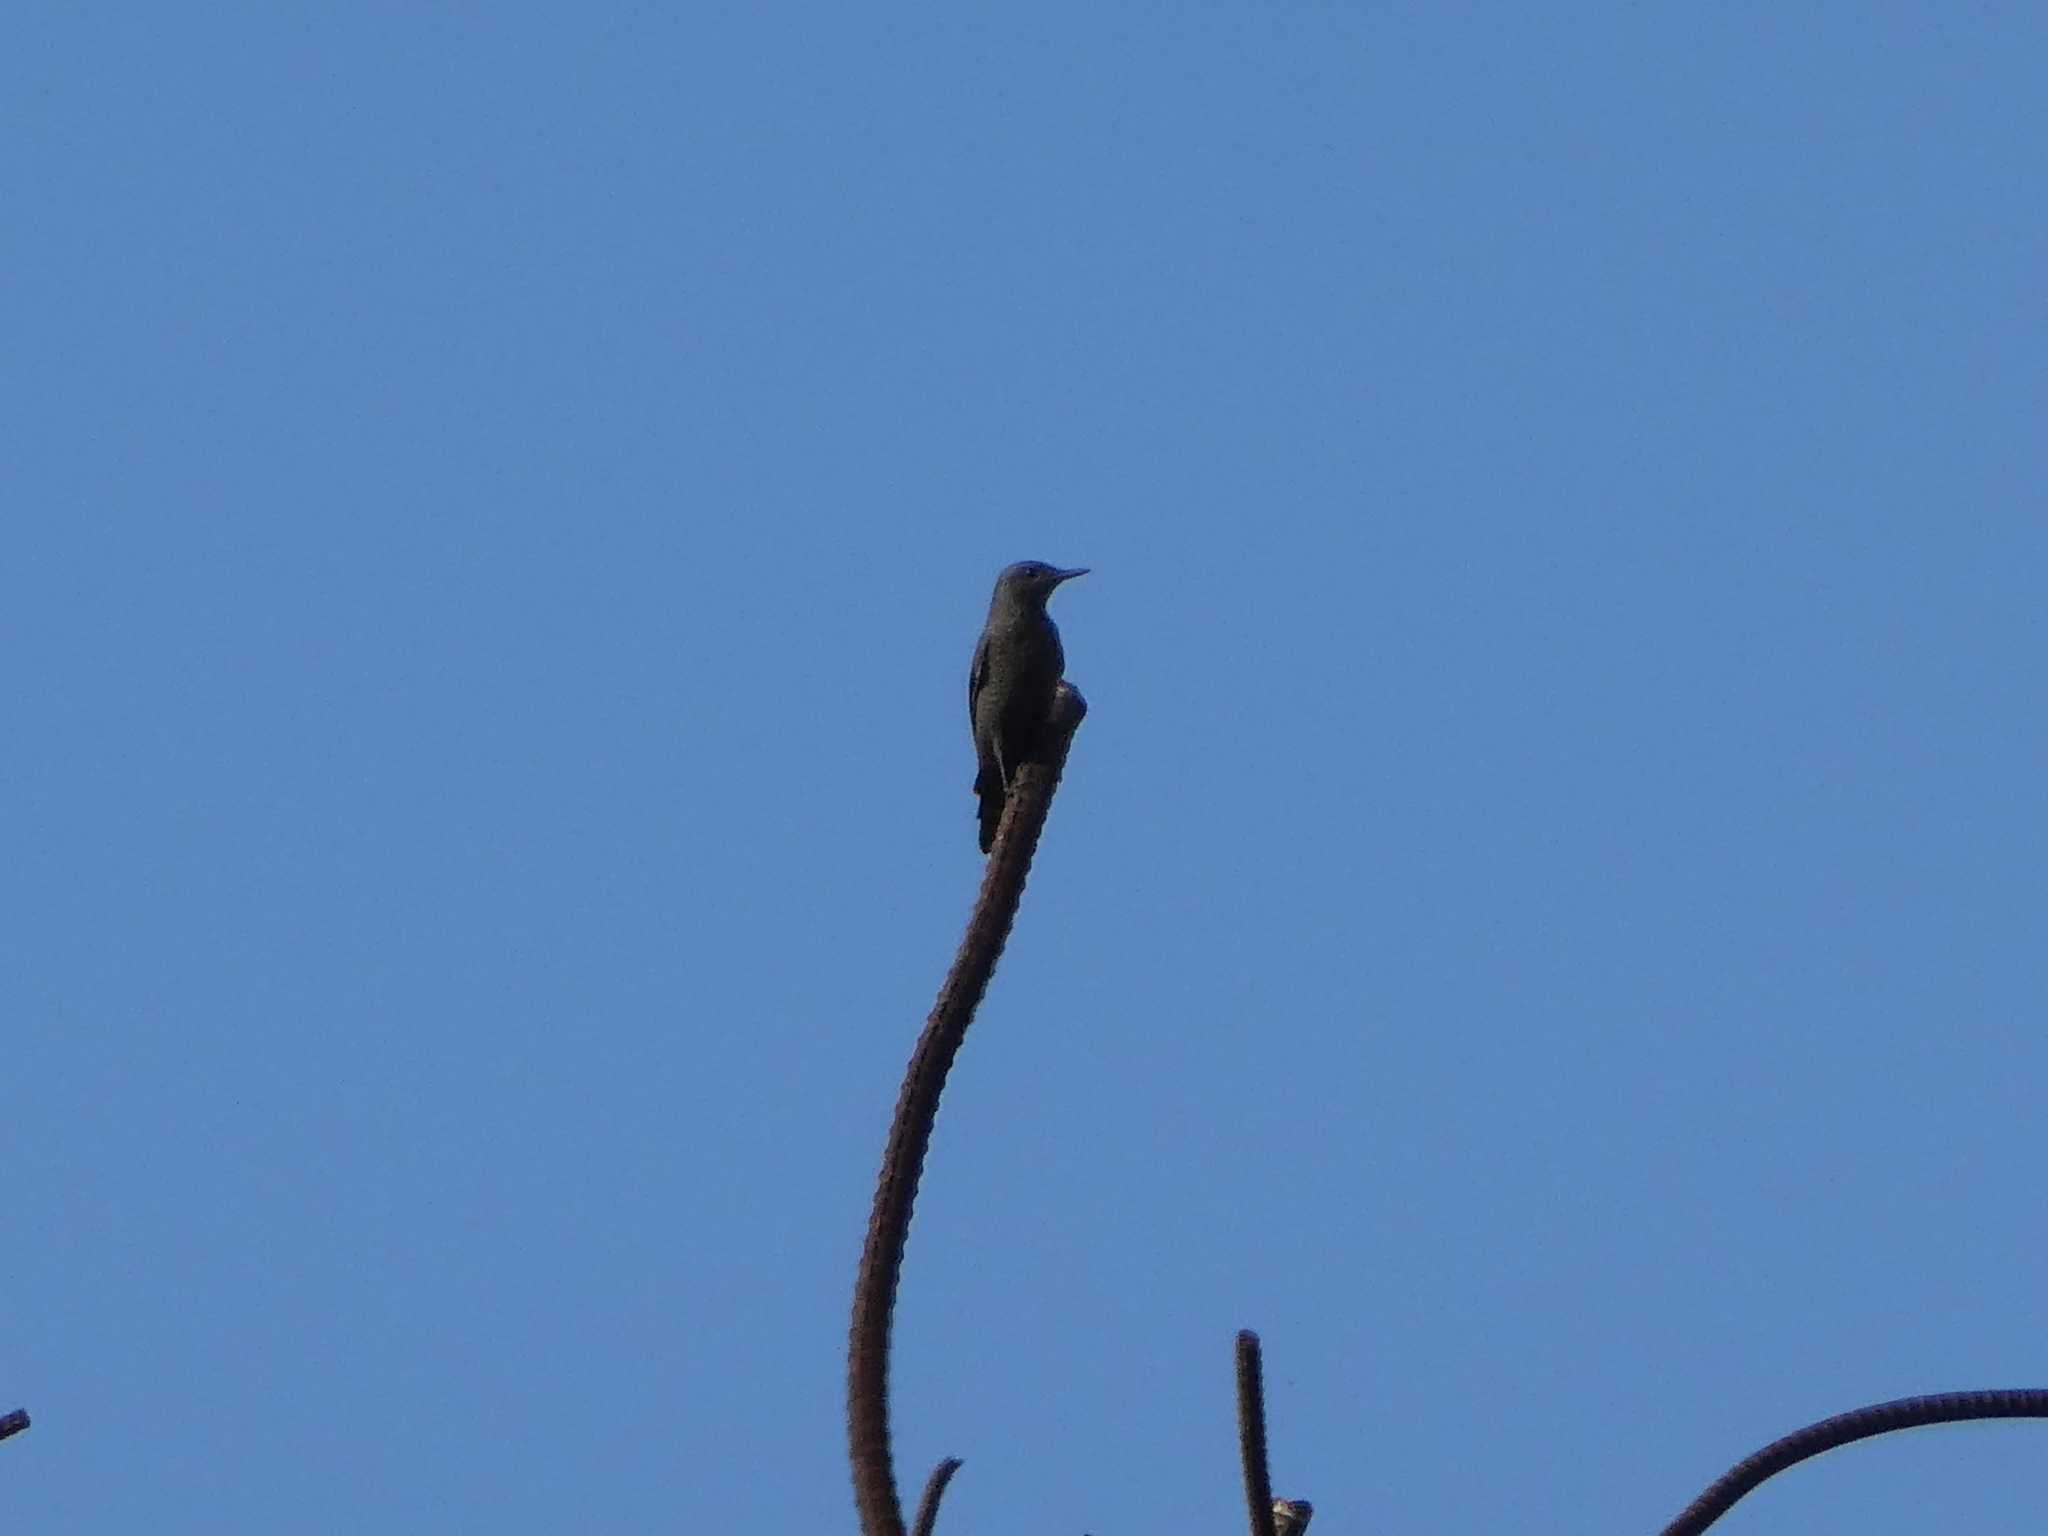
<box><xmin>1235</xmin><ymin>1331</ymin><xmax>1275</xmax><ymax>1536</ymax></box>
<box><xmin>909</xmin><ymin>1457</ymin><xmax>964</xmax><ymax>1536</ymax></box>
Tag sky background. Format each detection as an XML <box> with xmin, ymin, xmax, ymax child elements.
<box><xmin>5</xmin><ymin>4</ymin><xmax>2044</xmax><ymax>1532</ymax></box>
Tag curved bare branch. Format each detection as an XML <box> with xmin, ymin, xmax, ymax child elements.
<box><xmin>1659</xmin><ymin>1388</ymin><xmax>2048</xmax><ymax>1536</ymax></box>
<box><xmin>909</xmin><ymin>1457</ymin><xmax>963</xmax><ymax>1536</ymax></box>
<box><xmin>846</xmin><ymin>684</ymin><xmax>1089</xmax><ymax>1536</ymax></box>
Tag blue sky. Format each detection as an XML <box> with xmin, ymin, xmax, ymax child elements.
<box><xmin>6</xmin><ymin>4</ymin><xmax>2044</xmax><ymax>1531</ymax></box>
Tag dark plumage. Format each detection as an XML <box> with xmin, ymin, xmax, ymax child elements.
<box><xmin>968</xmin><ymin>560</ymin><xmax>1087</xmax><ymax>853</ymax></box>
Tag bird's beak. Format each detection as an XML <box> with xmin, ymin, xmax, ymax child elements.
<box><xmin>1054</xmin><ymin>566</ymin><xmax>1089</xmax><ymax>584</ymax></box>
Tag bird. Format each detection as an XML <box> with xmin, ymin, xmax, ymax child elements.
<box><xmin>968</xmin><ymin>560</ymin><xmax>1087</xmax><ymax>853</ymax></box>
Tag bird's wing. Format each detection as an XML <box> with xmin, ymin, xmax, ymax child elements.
<box><xmin>968</xmin><ymin>630</ymin><xmax>990</xmax><ymax>727</ymax></box>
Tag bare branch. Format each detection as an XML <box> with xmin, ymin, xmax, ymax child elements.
<box><xmin>1659</xmin><ymin>1388</ymin><xmax>2048</xmax><ymax>1536</ymax></box>
<box><xmin>908</xmin><ymin>1457</ymin><xmax>964</xmax><ymax>1536</ymax></box>
<box><xmin>846</xmin><ymin>684</ymin><xmax>1089</xmax><ymax>1536</ymax></box>
<box><xmin>1236</xmin><ymin>1331</ymin><xmax>1276</xmax><ymax>1536</ymax></box>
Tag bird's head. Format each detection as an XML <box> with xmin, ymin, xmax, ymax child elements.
<box><xmin>993</xmin><ymin>560</ymin><xmax>1089</xmax><ymax>608</ymax></box>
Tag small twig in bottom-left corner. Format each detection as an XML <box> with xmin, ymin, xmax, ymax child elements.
<box><xmin>909</xmin><ymin>1457</ymin><xmax>963</xmax><ymax>1536</ymax></box>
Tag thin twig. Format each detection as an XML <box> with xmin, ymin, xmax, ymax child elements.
<box><xmin>908</xmin><ymin>1457</ymin><xmax>964</xmax><ymax>1536</ymax></box>
<box><xmin>0</xmin><ymin>1409</ymin><xmax>27</xmax><ymax>1443</ymax></box>
<box><xmin>1236</xmin><ymin>1330</ymin><xmax>1276</xmax><ymax>1536</ymax></box>
<box><xmin>847</xmin><ymin>684</ymin><xmax>1089</xmax><ymax>1536</ymax></box>
<box><xmin>1659</xmin><ymin>1388</ymin><xmax>2048</xmax><ymax>1536</ymax></box>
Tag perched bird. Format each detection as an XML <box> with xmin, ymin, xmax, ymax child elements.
<box><xmin>969</xmin><ymin>560</ymin><xmax>1087</xmax><ymax>853</ymax></box>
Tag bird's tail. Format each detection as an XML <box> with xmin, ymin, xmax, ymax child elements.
<box><xmin>974</xmin><ymin>766</ymin><xmax>1004</xmax><ymax>854</ymax></box>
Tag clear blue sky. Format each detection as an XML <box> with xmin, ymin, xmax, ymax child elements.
<box><xmin>6</xmin><ymin>4</ymin><xmax>2044</xmax><ymax>1532</ymax></box>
